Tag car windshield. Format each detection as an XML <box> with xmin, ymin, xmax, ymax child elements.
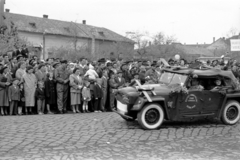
<box><xmin>159</xmin><ymin>72</ymin><xmax>187</xmax><ymax>85</ymax></box>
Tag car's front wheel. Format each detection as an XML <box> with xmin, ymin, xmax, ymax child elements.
<box><xmin>222</xmin><ymin>100</ymin><xmax>240</xmax><ymax>125</ymax></box>
<box><xmin>137</xmin><ymin>103</ymin><xmax>164</xmax><ymax>130</ymax></box>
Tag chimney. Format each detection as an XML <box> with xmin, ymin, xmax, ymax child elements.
<box><xmin>43</xmin><ymin>15</ymin><xmax>48</xmax><ymax>18</ymax></box>
<box><xmin>149</xmin><ymin>41</ymin><xmax>151</xmax><ymax>46</ymax></box>
<box><xmin>222</xmin><ymin>37</ymin><xmax>225</xmax><ymax>40</ymax></box>
<box><xmin>213</xmin><ymin>37</ymin><xmax>215</xmax><ymax>42</ymax></box>
<box><xmin>82</xmin><ymin>20</ymin><xmax>86</xmax><ymax>24</ymax></box>
<box><xmin>5</xmin><ymin>9</ymin><xmax>9</xmax><ymax>12</ymax></box>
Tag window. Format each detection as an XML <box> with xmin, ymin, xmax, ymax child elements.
<box><xmin>64</xmin><ymin>27</ymin><xmax>70</xmax><ymax>32</ymax></box>
<box><xmin>29</xmin><ymin>22</ymin><xmax>36</xmax><ymax>28</ymax></box>
<box><xmin>159</xmin><ymin>72</ymin><xmax>187</xmax><ymax>85</ymax></box>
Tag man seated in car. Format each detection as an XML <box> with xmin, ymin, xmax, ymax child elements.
<box><xmin>211</xmin><ymin>79</ymin><xmax>223</xmax><ymax>90</ymax></box>
<box><xmin>189</xmin><ymin>74</ymin><xmax>204</xmax><ymax>90</ymax></box>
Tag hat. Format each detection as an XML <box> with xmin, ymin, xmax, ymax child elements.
<box><xmin>52</xmin><ymin>62</ymin><xmax>60</xmax><ymax>68</ymax></box>
<box><xmin>151</xmin><ymin>63</ymin><xmax>157</xmax><ymax>67</ymax></box>
<box><xmin>26</xmin><ymin>66</ymin><xmax>33</xmax><ymax>71</ymax></box>
<box><xmin>11</xmin><ymin>78</ymin><xmax>20</xmax><ymax>83</ymax></box>
<box><xmin>38</xmin><ymin>63</ymin><xmax>45</xmax><ymax>69</ymax></box>
<box><xmin>60</xmin><ymin>60</ymin><xmax>68</xmax><ymax>64</ymax></box>
<box><xmin>106</xmin><ymin>62</ymin><xmax>112</xmax><ymax>67</ymax></box>
<box><xmin>98</xmin><ymin>58</ymin><xmax>106</xmax><ymax>63</ymax></box>
<box><xmin>117</xmin><ymin>70</ymin><xmax>123</xmax><ymax>74</ymax></box>
<box><xmin>29</xmin><ymin>59</ymin><xmax>35</xmax><ymax>65</ymax></box>
<box><xmin>16</xmin><ymin>55</ymin><xmax>23</xmax><ymax>61</ymax></box>
<box><xmin>0</xmin><ymin>66</ymin><xmax>8</xmax><ymax>74</ymax></box>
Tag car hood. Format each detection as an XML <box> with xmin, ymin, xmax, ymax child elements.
<box><xmin>118</xmin><ymin>84</ymin><xmax>178</xmax><ymax>97</ymax></box>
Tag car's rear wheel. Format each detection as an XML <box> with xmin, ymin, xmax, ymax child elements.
<box><xmin>222</xmin><ymin>100</ymin><xmax>240</xmax><ymax>125</ymax></box>
<box><xmin>137</xmin><ymin>103</ymin><xmax>164</xmax><ymax>130</ymax></box>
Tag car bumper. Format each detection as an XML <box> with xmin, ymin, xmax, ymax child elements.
<box><xmin>115</xmin><ymin>100</ymin><xmax>134</xmax><ymax>120</ymax></box>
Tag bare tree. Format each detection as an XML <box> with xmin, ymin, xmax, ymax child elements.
<box><xmin>226</xmin><ymin>27</ymin><xmax>239</xmax><ymax>38</ymax></box>
<box><xmin>152</xmin><ymin>32</ymin><xmax>177</xmax><ymax>45</ymax></box>
<box><xmin>126</xmin><ymin>31</ymin><xmax>150</xmax><ymax>59</ymax></box>
<box><xmin>152</xmin><ymin>32</ymin><xmax>165</xmax><ymax>45</ymax></box>
<box><xmin>0</xmin><ymin>22</ymin><xmax>30</xmax><ymax>55</ymax></box>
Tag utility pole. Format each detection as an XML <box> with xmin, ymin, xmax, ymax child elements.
<box><xmin>90</xmin><ymin>28</ymin><xmax>96</xmax><ymax>57</ymax></box>
<box><xmin>43</xmin><ymin>30</ymin><xmax>46</xmax><ymax>60</ymax></box>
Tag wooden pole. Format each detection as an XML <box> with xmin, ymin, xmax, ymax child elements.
<box><xmin>43</xmin><ymin>31</ymin><xmax>45</xmax><ymax>60</ymax></box>
<box><xmin>91</xmin><ymin>36</ymin><xmax>95</xmax><ymax>57</ymax></box>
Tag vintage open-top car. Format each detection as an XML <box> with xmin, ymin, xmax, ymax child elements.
<box><xmin>115</xmin><ymin>67</ymin><xmax>240</xmax><ymax>130</ymax></box>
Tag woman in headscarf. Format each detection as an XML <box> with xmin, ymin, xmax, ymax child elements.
<box><xmin>21</xmin><ymin>66</ymin><xmax>37</xmax><ymax>114</ymax></box>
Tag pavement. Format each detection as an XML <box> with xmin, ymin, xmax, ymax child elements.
<box><xmin>0</xmin><ymin>112</ymin><xmax>240</xmax><ymax>160</ymax></box>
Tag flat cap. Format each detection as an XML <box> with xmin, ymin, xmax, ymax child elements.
<box><xmin>60</xmin><ymin>60</ymin><xmax>68</xmax><ymax>64</ymax></box>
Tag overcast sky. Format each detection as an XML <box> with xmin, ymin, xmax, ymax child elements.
<box><xmin>4</xmin><ymin>0</ymin><xmax>240</xmax><ymax>44</ymax></box>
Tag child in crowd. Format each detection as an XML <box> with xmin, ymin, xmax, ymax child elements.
<box><xmin>82</xmin><ymin>80</ymin><xmax>91</xmax><ymax>113</ymax></box>
<box><xmin>8</xmin><ymin>78</ymin><xmax>20</xmax><ymax>115</ymax></box>
<box><xmin>35</xmin><ymin>81</ymin><xmax>45</xmax><ymax>115</ymax></box>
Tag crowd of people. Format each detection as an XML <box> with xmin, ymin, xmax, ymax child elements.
<box><xmin>0</xmin><ymin>51</ymin><xmax>238</xmax><ymax>116</ymax></box>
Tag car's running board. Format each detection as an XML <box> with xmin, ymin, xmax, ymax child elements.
<box><xmin>182</xmin><ymin>113</ymin><xmax>215</xmax><ymax>117</ymax></box>
<box><xmin>114</xmin><ymin>110</ymin><xmax>134</xmax><ymax>119</ymax></box>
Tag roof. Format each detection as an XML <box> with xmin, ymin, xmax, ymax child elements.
<box><xmin>163</xmin><ymin>68</ymin><xmax>237</xmax><ymax>80</ymax></box>
<box><xmin>3</xmin><ymin>12</ymin><xmax>134</xmax><ymax>43</ymax></box>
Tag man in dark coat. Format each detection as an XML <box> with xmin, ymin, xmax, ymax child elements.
<box><xmin>101</xmin><ymin>69</ymin><xmax>108</xmax><ymax>112</ymax></box>
<box><xmin>44</xmin><ymin>72</ymin><xmax>56</xmax><ymax>114</ymax></box>
<box><xmin>115</xmin><ymin>70</ymin><xmax>126</xmax><ymax>88</ymax></box>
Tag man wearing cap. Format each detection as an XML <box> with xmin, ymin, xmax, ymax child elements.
<box><xmin>145</xmin><ymin>63</ymin><xmax>159</xmax><ymax>83</ymax></box>
<box><xmin>121</xmin><ymin>62</ymin><xmax>132</xmax><ymax>83</ymax></box>
<box><xmin>35</xmin><ymin>63</ymin><xmax>47</xmax><ymax>83</ymax></box>
<box><xmin>96</xmin><ymin>60</ymin><xmax>105</xmax><ymax>78</ymax></box>
<box><xmin>55</xmin><ymin>60</ymin><xmax>71</xmax><ymax>114</ymax></box>
<box><xmin>115</xmin><ymin>70</ymin><xmax>126</xmax><ymax>89</ymax></box>
<box><xmin>52</xmin><ymin>62</ymin><xmax>60</xmax><ymax>78</ymax></box>
<box><xmin>189</xmin><ymin>75</ymin><xmax>204</xmax><ymax>90</ymax></box>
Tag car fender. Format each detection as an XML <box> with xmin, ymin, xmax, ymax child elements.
<box><xmin>131</xmin><ymin>96</ymin><xmax>170</xmax><ymax>120</ymax></box>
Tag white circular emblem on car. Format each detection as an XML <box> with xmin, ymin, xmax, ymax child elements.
<box><xmin>185</xmin><ymin>94</ymin><xmax>198</xmax><ymax>109</ymax></box>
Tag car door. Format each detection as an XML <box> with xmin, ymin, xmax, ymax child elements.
<box><xmin>201</xmin><ymin>90</ymin><xmax>225</xmax><ymax>115</ymax></box>
<box><xmin>173</xmin><ymin>90</ymin><xmax>204</xmax><ymax>119</ymax></box>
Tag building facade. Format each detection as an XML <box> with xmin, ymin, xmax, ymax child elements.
<box><xmin>3</xmin><ymin>10</ymin><xmax>134</xmax><ymax>60</ymax></box>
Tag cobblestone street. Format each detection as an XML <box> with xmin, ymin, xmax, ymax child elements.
<box><xmin>0</xmin><ymin>112</ymin><xmax>240</xmax><ymax>160</ymax></box>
